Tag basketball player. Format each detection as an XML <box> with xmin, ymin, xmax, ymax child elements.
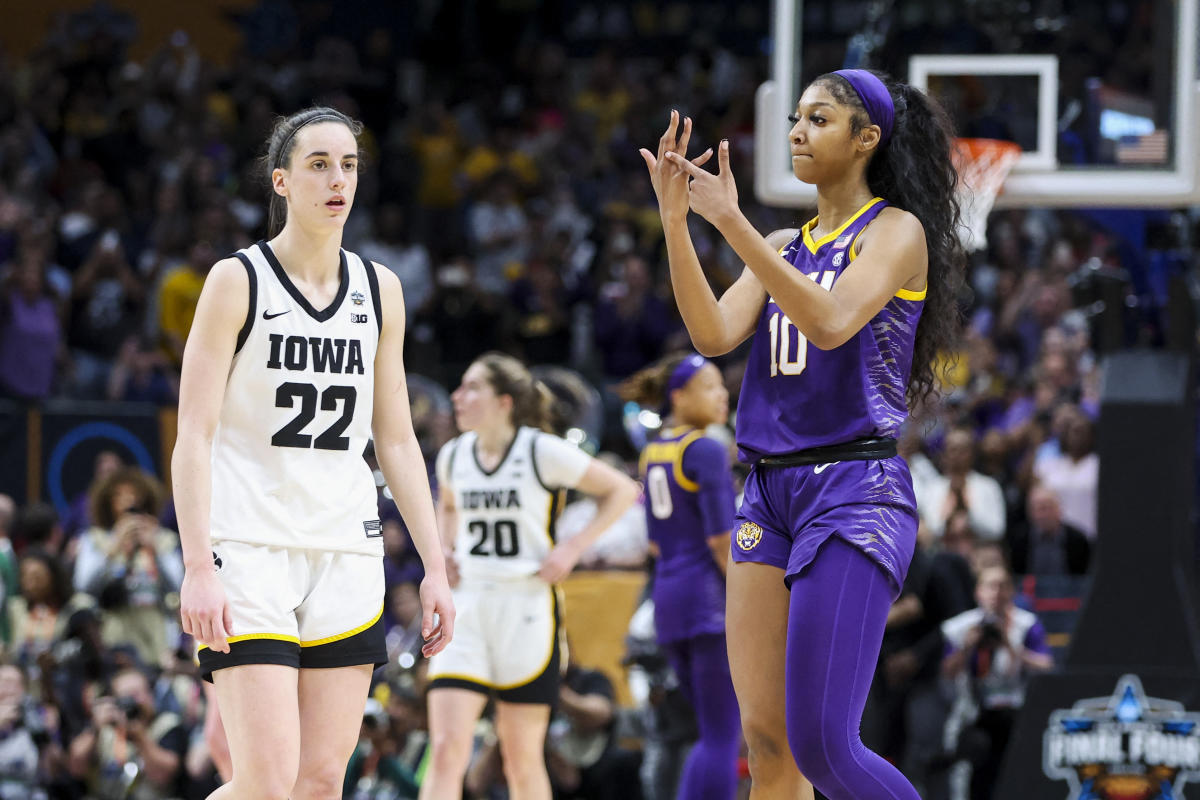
<box><xmin>619</xmin><ymin>352</ymin><xmax>776</xmax><ymax>800</ymax></box>
<box><xmin>640</xmin><ymin>70</ymin><xmax>966</xmax><ymax>798</ymax></box>
<box><xmin>420</xmin><ymin>352</ymin><xmax>638</xmax><ymax>800</ymax></box>
<box><xmin>173</xmin><ymin>107</ymin><xmax>455</xmax><ymax>800</ymax></box>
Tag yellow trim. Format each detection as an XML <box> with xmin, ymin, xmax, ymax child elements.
<box><xmin>197</xmin><ymin>632</ymin><xmax>300</xmax><ymax>652</ymax></box>
<box><xmin>844</xmin><ymin>225</ymin><xmax>926</xmax><ymax>299</ymax></box>
<box><xmin>300</xmin><ymin>605</ymin><xmax>383</xmax><ymax>647</ymax></box>
<box><xmin>428</xmin><ymin>586</ymin><xmax>558</xmax><ymax>691</ymax></box>
<box><xmin>801</xmin><ymin>197</ymin><xmax>884</xmax><ymax>253</ymax></box>
<box><xmin>672</xmin><ymin>430</ymin><xmax>704</xmax><ymax>493</ymax></box>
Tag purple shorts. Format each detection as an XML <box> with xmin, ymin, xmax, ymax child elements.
<box><xmin>731</xmin><ymin>455</ymin><xmax>918</xmax><ymax>595</ymax></box>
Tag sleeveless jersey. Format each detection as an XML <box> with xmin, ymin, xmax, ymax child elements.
<box><xmin>209</xmin><ymin>241</ymin><xmax>383</xmax><ymax>555</ymax></box>
<box><xmin>640</xmin><ymin>427</ymin><xmax>735</xmax><ymax>643</ymax></box>
<box><xmin>735</xmin><ymin>198</ymin><xmax>925</xmax><ymax>462</ymax></box>
<box><xmin>439</xmin><ymin>427</ymin><xmax>587</xmax><ymax>581</ymax></box>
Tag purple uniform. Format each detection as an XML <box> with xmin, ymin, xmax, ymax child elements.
<box><xmin>732</xmin><ymin>197</ymin><xmax>923</xmax><ymax>592</ymax></box>
<box><xmin>640</xmin><ymin>427</ymin><xmax>736</xmax><ymax>643</ymax></box>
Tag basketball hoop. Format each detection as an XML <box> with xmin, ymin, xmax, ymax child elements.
<box><xmin>953</xmin><ymin>138</ymin><xmax>1022</xmax><ymax>252</ymax></box>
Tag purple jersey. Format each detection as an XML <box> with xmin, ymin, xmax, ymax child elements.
<box><xmin>640</xmin><ymin>427</ymin><xmax>736</xmax><ymax>643</ymax></box>
<box><xmin>735</xmin><ymin>197</ymin><xmax>925</xmax><ymax>462</ymax></box>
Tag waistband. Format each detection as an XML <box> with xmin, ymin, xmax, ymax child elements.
<box><xmin>755</xmin><ymin>436</ymin><xmax>897</xmax><ymax>467</ymax></box>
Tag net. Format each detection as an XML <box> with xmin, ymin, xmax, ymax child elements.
<box><xmin>953</xmin><ymin>138</ymin><xmax>1022</xmax><ymax>252</ymax></box>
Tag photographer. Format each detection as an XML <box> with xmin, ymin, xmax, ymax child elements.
<box><xmin>67</xmin><ymin>668</ymin><xmax>186</xmax><ymax>800</ymax></box>
<box><xmin>940</xmin><ymin>565</ymin><xmax>1053</xmax><ymax>799</ymax></box>
<box><xmin>0</xmin><ymin>664</ymin><xmax>55</xmax><ymax>800</ymax></box>
<box><xmin>74</xmin><ymin>468</ymin><xmax>182</xmax><ymax>666</ymax></box>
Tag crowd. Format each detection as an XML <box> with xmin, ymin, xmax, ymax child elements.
<box><xmin>0</xmin><ymin>0</ymin><xmax>1172</xmax><ymax>798</ymax></box>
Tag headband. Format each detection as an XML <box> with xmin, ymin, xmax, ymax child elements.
<box><xmin>667</xmin><ymin>354</ymin><xmax>709</xmax><ymax>396</ymax></box>
<box><xmin>833</xmin><ymin>69</ymin><xmax>894</xmax><ymax>144</ymax></box>
<box><xmin>275</xmin><ymin>113</ymin><xmax>346</xmax><ymax>169</ymax></box>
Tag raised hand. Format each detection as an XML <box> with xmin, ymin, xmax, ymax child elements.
<box><xmin>639</xmin><ymin>110</ymin><xmax>713</xmax><ymax>223</ymax></box>
<box><xmin>664</xmin><ymin>139</ymin><xmax>740</xmax><ymax>228</ymax></box>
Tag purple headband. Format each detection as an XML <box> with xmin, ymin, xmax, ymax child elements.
<box><xmin>833</xmin><ymin>69</ymin><xmax>894</xmax><ymax>144</ymax></box>
<box><xmin>667</xmin><ymin>354</ymin><xmax>709</xmax><ymax>395</ymax></box>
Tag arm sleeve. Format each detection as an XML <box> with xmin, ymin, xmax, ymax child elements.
<box><xmin>681</xmin><ymin>436</ymin><xmax>736</xmax><ymax>537</ymax></box>
<box><xmin>1023</xmin><ymin>620</ymin><xmax>1051</xmax><ymax>656</ymax></box>
<box><xmin>533</xmin><ymin>433</ymin><xmax>593</xmax><ymax>490</ymax></box>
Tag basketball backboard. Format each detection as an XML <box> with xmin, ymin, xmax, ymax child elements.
<box><xmin>755</xmin><ymin>0</ymin><xmax>1200</xmax><ymax>208</ymax></box>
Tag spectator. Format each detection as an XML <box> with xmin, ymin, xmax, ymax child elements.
<box><xmin>0</xmin><ymin>245</ymin><xmax>63</xmax><ymax>401</ymax></box>
<box><xmin>545</xmin><ymin>656</ymin><xmax>643</xmax><ymax>800</ymax></box>
<box><xmin>156</xmin><ymin>238</ymin><xmax>214</xmax><ymax>368</ymax></box>
<box><xmin>73</xmin><ymin>468</ymin><xmax>181</xmax><ymax>667</ymax></box>
<box><xmin>65</xmin><ymin>234</ymin><xmax>145</xmax><ymax>398</ymax></box>
<box><xmin>0</xmin><ymin>663</ymin><xmax>52</xmax><ymax>798</ymax></box>
<box><xmin>592</xmin><ymin>254</ymin><xmax>674</xmax><ymax>381</ymax></box>
<box><xmin>7</xmin><ymin>550</ymin><xmax>91</xmax><ymax>676</ymax></box>
<box><xmin>60</xmin><ymin>450</ymin><xmax>124</xmax><ymax>542</ymax></box>
<box><xmin>467</xmin><ymin>171</ymin><xmax>532</xmax><ymax>296</ymax></box>
<box><xmin>1033</xmin><ymin>406</ymin><xmax>1098</xmax><ymax>540</ymax></box>
<box><xmin>941</xmin><ymin>565</ymin><xmax>1053</xmax><ymax>799</ymax></box>
<box><xmin>357</xmin><ymin>203</ymin><xmax>433</xmax><ymax>321</ymax></box>
<box><xmin>67</xmin><ymin>667</ymin><xmax>187</xmax><ymax>800</ymax></box>
<box><xmin>1007</xmin><ymin>485</ymin><xmax>1091</xmax><ymax>576</ymax></box>
<box><xmin>105</xmin><ymin>334</ymin><xmax>179</xmax><ymax>405</ymax></box>
<box><xmin>917</xmin><ymin>427</ymin><xmax>1007</xmax><ymax>542</ymax></box>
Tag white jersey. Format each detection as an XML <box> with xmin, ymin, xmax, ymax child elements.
<box><xmin>209</xmin><ymin>241</ymin><xmax>382</xmax><ymax>556</ymax></box>
<box><xmin>437</xmin><ymin>427</ymin><xmax>592</xmax><ymax>580</ymax></box>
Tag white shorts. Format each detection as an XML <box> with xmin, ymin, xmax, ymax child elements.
<box><xmin>427</xmin><ymin>577</ymin><xmax>563</xmax><ymax>704</ymax></box>
<box><xmin>197</xmin><ymin>540</ymin><xmax>386</xmax><ymax>680</ymax></box>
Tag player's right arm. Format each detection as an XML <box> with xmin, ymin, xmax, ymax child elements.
<box><xmin>172</xmin><ymin>257</ymin><xmax>246</xmax><ymax>654</ymax></box>
<box><xmin>640</xmin><ymin>111</ymin><xmax>792</xmax><ymax>356</ymax></box>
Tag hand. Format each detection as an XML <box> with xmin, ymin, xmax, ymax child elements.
<box><xmin>664</xmin><ymin>139</ymin><xmax>740</xmax><ymax>228</ymax></box>
<box><xmin>0</xmin><ymin>702</ymin><xmax>20</xmax><ymax>730</ymax></box>
<box><xmin>962</xmin><ymin>624</ymin><xmax>984</xmax><ymax>652</ymax></box>
<box><xmin>639</xmin><ymin>110</ymin><xmax>713</xmax><ymax>223</ymax></box>
<box><xmin>419</xmin><ymin>572</ymin><xmax>456</xmax><ymax>657</ymax></box>
<box><xmin>92</xmin><ymin>697</ymin><xmax>122</xmax><ymax>728</ymax></box>
<box><xmin>538</xmin><ymin>542</ymin><xmax>582</xmax><ymax>584</ymax></box>
<box><xmin>181</xmin><ymin>567</ymin><xmax>233</xmax><ymax>654</ymax></box>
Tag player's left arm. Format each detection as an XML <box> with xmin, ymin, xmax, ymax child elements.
<box><xmin>720</xmin><ymin>206</ymin><xmax>927</xmax><ymax>349</ymax></box>
<box><xmin>536</xmin><ymin>440</ymin><xmax>639</xmax><ymax>584</ymax></box>
<box><xmin>371</xmin><ymin>262</ymin><xmax>455</xmax><ymax>653</ymax></box>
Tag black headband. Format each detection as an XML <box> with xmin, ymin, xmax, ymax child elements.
<box><xmin>274</xmin><ymin>113</ymin><xmax>346</xmax><ymax>170</ymax></box>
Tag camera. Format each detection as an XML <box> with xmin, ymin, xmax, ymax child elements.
<box><xmin>115</xmin><ymin>696</ymin><xmax>143</xmax><ymax>722</ymax></box>
<box><xmin>978</xmin><ymin>619</ymin><xmax>1005</xmax><ymax>648</ymax></box>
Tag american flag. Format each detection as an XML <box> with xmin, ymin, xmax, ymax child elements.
<box><xmin>1116</xmin><ymin>129</ymin><xmax>1169</xmax><ymax>165</ymax></box>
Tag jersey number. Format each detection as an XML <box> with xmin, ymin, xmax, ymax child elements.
<box><xmin>271</xmin><ymin>383</ymin><xmax>356</xmax><ymax>450</ymax></box>
<box><xmin>468</xmin><ymin>519</ymin><xmax>520</xmax><ymax>557</ymax></box>
<box><xmin>767</xmin><ymin>312</ymin><xmax>807</xmax><ymax>377</ymax></box>
<box><xmin>646</xmin><ymin>465</ymin><xmax>673</xmax><ymax>520</ymax></box>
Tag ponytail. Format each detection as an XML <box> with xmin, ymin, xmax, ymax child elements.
<box><xmin>617</xmin><ymin>352</ymin><xmax>692</xmax><ymax>410</ymax></box>
<box><xmin>476</xmin><ymin>352</ymin><xmax>555</xmax><ymax>432</ymax></box>
<box><xmin>817</xmin><ymin>72</ymin><xmax>967</xmax><ymax>408</ymax></box>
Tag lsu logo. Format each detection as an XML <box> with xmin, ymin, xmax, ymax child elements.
<box><xmin>1044</xmin><ymin>674</ymin><xmax>1200</xmax><ymax>799</ymax></box>
<box><xmin>736</xmin><ymin>521</ymin><xmax>763</xmax><ymax>551</ymax></box>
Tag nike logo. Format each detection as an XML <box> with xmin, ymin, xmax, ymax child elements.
<box><xmin>262</xmin><ymin>309</ymin><xmax>291</xmax><ymax>320</ymax></box>
<box><xmin>813</xmin><ymin>462</ymin><xmax>840</xmax><ymax>474</ymax></box>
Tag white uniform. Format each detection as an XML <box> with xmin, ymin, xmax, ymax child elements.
<box><xmin>427</xmin><ymin>427</ymin><xmax>591</xmax><ymax>698</ymax></box>
<box><xmin>201</xmin><ymin>241</ymin><xmax>385</xmax><ymax>669</ymax></box>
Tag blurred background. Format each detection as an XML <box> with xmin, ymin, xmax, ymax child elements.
<box><xmin>0</xmin><ymin>1</ymin><xmax>1195</xmax><ymax>798</ymax></box>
